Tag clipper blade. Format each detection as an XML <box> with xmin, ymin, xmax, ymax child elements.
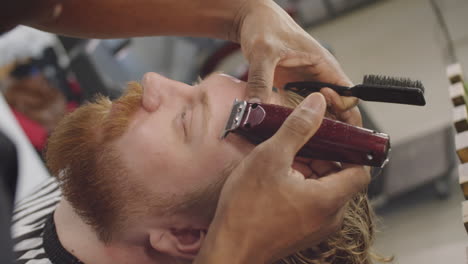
<box><xmin>221</xmin><ymin>99</ymin><xmax>247</xmax><ymax>139</ymax></box>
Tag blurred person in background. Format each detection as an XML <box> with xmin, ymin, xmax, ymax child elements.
<box><xmin>2</xmin><ymin>62</ymin><xmax>67</xmax><ymax>152</ymax></box>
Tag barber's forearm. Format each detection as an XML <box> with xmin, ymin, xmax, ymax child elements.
<box><xmin>1</xmin><ymin>0</ymin><xmax>59</xmax><ymax>34</ymax></box>
<box><xmin>15</xmin><ymin>0</ymin><xmax>250</xmax><ymax>40</ymax></box>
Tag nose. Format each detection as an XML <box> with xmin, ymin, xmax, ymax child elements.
<box><xmin>141</xmin><ymin>72</ymin><xmax>194</xmax><ymax>112</ymax></box>
<box><xmin>141</xmin><ymin>72</ymin><xmax>162</xmax><ymax>112</ymax></box>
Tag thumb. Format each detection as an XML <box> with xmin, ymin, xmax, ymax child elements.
<box><xmin>267</xmin><ymin>93</ymin><xmax>326</xmax><ymax>158</ymax></box>
<box><xmin>246</xmin><ymin>57</ymin><xmax>278</xmax><ymax>103</ymax></box>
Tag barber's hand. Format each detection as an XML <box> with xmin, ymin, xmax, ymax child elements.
<box><xmin>234</xmin><ymin>0</ymin><xmax>357</xmax><ymax>111</ymax></box>
<box><xmin>294</xmin><ymin>81</ymin><xmax>369</xmax><ymax>195</ymax></box>
<box><xmin>195</xmin><ymin>93</ymin><xmax>370</xmax><ymax>264</ymax></box>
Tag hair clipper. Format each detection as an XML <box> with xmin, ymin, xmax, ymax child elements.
<box><xmin>221</xmin><ymin>100</ymin><xmax>390</xmax><ymax>168</ymax></box>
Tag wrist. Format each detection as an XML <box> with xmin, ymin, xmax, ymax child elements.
<box><xmin>194</xmin><ymin>217</ymin><xmax>265</xmax><ymax>264</ymax></box>
<box><xmin>229</xmin><ymin>0</ymin><xmax>270</xmax><ymax>43</ymax></box>
<box><xmin>229</xmin><ymin>0</ymin><xmax>287</xmax><ymax>43</ymax></box>
<box><xmin>226</xmin><ymin>0</ymin><xmax>250</xmax><ymax>43</ymax></box>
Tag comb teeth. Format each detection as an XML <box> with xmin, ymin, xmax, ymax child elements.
<box><xmin>363</xmin><ymin>75</ymin><xmax>425</xmax><ymax>92</ymax></box>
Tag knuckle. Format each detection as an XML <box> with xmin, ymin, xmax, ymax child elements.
<box><xmin>250</xmin><ymin>36</ymin><xmax>276</xmax><ymax>54</ymax></box>
<box><xmin>348</xmin><ymin>166</ymin><xmax>371</xmax><ymax>190</ymax></box>
<box><xmin>247</xmin><ymin>73</ymin><xmax>270</xmax><ymax>91</ymax></box>
<box><xmin>361</xmin><ymin>167</ymin><xmax>372</xmax><ymax>186</ymax></box>
<box><xmin>313</xmin><ymin>200</ymin><xmax>345</xmax><ymax>234</ymax></box>
<box><xmin>314</xmin><ymin>186</ymin><xmax>343</xmax><ymax>213</ymax></box>
<box><xmin>328</xmin><ymin>213</ymin><xmax>344</xmax><ymax>233</ymax></box>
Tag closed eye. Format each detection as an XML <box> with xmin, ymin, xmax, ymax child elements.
<box><xmin>181</xmin><ymin>110</ymin><xmax>187</xmax><ymax>138</ymax></box>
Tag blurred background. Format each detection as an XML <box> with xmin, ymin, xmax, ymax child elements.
<box><xmin>1</xmin><ymin>0</ymin><xmax>467</xmax><ymax>263</ymax></box>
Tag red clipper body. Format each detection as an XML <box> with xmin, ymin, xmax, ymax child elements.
<box><xmin>221</xmin><ymin>100</ymin><xmax>390</xmax><ymax>167</ymax></box>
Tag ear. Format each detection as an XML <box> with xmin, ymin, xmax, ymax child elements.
<box><xmin>149</xmin><ymin>228</ymin><xmax>206</xmax><ymax>260</ymax></box>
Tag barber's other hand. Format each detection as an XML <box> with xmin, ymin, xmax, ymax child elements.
<box><xmin>195</xmin><ymin>93</ymin><xmax>370</xmax><ymax>264</ymax></box>
<box><xmin>234</xmin><ymin>0</ymin><xmax>356</xmax><ymax>110</ymax></box>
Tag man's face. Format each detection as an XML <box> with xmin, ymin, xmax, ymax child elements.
<box><xmin>115</xmin><ymin>73</ymin><xmax>272</xmax><ymax>223</ymax></box>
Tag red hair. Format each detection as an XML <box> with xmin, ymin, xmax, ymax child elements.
<box><xmin>46</xmin><ymin>81</ymin><xmax>229</xmax><ymax>241</ymax></box>
<box><xmin>46</xmin><ymin>82</ymin><xmax>146</xmax><ymax>242</ymax></box>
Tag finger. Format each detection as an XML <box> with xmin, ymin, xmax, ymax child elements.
<box><xmin>321</xmin><ymin>87</ymin><xmax>362</xmax><ymax>126</ymax></box>
<box><xmin>315</xmin><ymin>166</ymin><xmax>371</xmax><ymax>207</ymax></box>
<box><xmin>246</xmin><ymin>56</ymin><xmax>279</xmax><ymax>103</ymax></box>
<box><xmin>291</xmin><ymin>161</ymin><xmax>314</xmax><ymax>178</ymax></box>
<box><xmin>294</xmin><ymin>158</ymin><xmax>342</xmax><ymax>176</ymax></box>
<box><xmin>266</xmin><ymin>93</ymin><xmax>326</xmax><ymax>160</ymax></box>
<box><xmin>330</xmin><ymin>106</ymin><xmax>362</xmax><ymax>127</ymax></box>
<box><xmin>321</xmin><ymin>87</ymin><xmax>359</xmax><ymax>111</ymax></box>
<box><xmin>307</xmin><ymin>160</ymin><xmax>341</xmax><ymax>177</ymax></box>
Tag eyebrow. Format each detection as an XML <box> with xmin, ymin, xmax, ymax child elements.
<box><xmin>200</xmin><ymin>86</ymin><xmax>211</xmax><ymax>138</ymax></box>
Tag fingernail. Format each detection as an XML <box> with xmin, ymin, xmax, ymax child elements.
<box><xmin>301</xmin><ymin>93</ymin><xmax>325</xmax><ymax>112</ymax></box>
<box><xmin>248</xmin><ymin>97</ymin><xmax>262</xmax><ymax>104</ymax></box>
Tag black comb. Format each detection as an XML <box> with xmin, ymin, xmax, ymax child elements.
<box><xmin>284</xmin><ymin>75</ymin><xmax>426</xmax><ymax>106</ymax></box>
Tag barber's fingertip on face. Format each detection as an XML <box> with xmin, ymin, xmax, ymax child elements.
<box><xmin>247</xmin><ymin>97</ymin><xmax>262</xmax><ymax>104</ymax></box>
<box><xmin>245</xmin><ymin>86</ymin><xmax>269</xmax><ymax>103</ymax></box>
<box><xmin>245</xmin><ymin>86</ymin><xmax>278</xmax><ymax>104</ymax></box>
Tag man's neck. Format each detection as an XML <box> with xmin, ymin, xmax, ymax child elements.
<box><xmin>54</xmin><ymin>199</ymin><xmax>112</xmax><ymax>264</ymax></box>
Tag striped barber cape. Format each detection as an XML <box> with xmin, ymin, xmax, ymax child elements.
<box><xmin>11</xmin><ymin>177</ymin><xmax>82</xmax><ymax>264</ymax></box>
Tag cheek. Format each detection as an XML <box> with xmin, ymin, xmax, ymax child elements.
<box><xmin>212</xmin><ymin>82</ymin><xmax>246</xmax><ymax>106</ymax></box>
<box><xmin>192</xmin><ymin>141</ymin><xmax>245</xmax><ymax>177</ymax></box>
